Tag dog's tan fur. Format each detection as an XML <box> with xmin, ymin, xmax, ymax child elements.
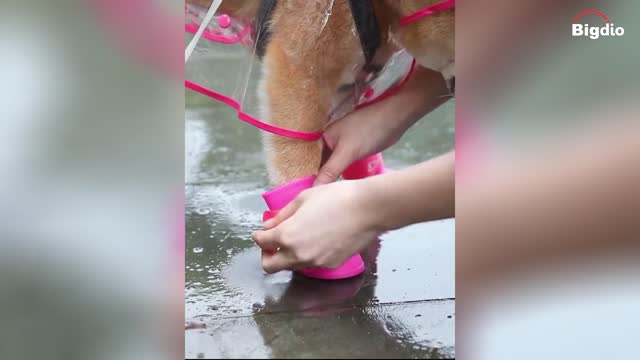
<box><xmin>386</xmin><ymin>1</ymin><xmax>455</xmax><ymax>80</ymax></box>
<box><xmin>188</xmin><ymin>0</ymin><xmax>454</xmax><ymax>185</ymax></box>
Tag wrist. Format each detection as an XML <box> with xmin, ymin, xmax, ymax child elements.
<box><xmin>354</xmin><ymin>176</ymin><xmax>395</xmax><ymax>233</ymax></box>
<box><xmin>355</xmin><ymin>152</ymin><xmax>456</xmax><ymax>232</ymax></box>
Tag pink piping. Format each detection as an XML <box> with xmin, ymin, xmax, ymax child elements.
<box><xmin>185</xmin><ymin>57</ymin><xmax>415</xmax><ymax>141</ymax></box>
<box><xmin>184</xmin><ymin>22</ymin><xmax>252</xmax><ymax>45</ymax></box>
<box><xmin>185</xmin><ymin>80</ymin><xmax>323</xmax><ymax>141</ymax></box>
<box><xmin>355</xmin><ymin>59</ymin><xmax>416</xmax><ymax>110</ymax></box>
<box><xmin>399</xmin><ymin>0</ymin><xmax>455</xmax><ymax>27</ymax></box>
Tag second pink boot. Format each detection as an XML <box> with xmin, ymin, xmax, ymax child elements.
<box><xmin>342</xmin><ymin>153</ymin><xmax>388</xmax><ymax>180</ymax></box>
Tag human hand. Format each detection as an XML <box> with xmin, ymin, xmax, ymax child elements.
<box><xmin>315</xmin><ymin>66</ymin><xmax>450</xmax><ymax>186</ymax></box>
<box><xmin>251</xmin><ymin>180</ymin><xmax>381</xmax><ymax>273</ymax></box>
<box><xmin>315</xmin><ymin>105</ymin><xmax>408</xmax><ymax>186</ymax></box>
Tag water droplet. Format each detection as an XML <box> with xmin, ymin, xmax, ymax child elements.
<box><xmin>193</xmin><ymin>247</ymin><xmax>204</xmax><ymax>254</ymax></box>
<box><xmin>195</xmin><ymin>208</ymin><xmax>211</xmax><ymax>215</ymax></box>
<box><xmin>185</xmin><ymin>320</ymin><xmax>207</xmax><ymax>330</ymax></box>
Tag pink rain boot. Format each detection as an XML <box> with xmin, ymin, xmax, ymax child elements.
<box><xmin>261</xmin><ymin>176</ymin><xmax>365</xmax><ymax>280</ymax></box>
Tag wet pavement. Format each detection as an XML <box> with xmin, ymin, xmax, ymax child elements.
<box><xmin>185</xmin><ymin>74</ymin><xmax>455</xmax><ymax>358</ymax></box>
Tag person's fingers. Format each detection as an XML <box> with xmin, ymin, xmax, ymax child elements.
<box><xmin>261</xmin><ymin>249</ymin><xmax>296</xmax><ymax>274</ymax></box>
<box><xmin>314</xmin><ymin>143</ymin><xmax>358</xmax><ymax>186</ymax></box>
<box><xmin>263</xmin><ymin>195</ymin><xmax>304</xmax><ymax>229</ymax></box>
<box><xmin>251</xmin><ymin>228</ymin><xmax>281</xmax><ymax>252</ymax></box>
<box><xmin>321</xmin><ymin>121</ymin><xmax>343</xmax><ymax>148</ymax></box>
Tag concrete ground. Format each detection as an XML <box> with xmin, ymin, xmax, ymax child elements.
<box><xmin>185</xmin><ymin>80</ymin><xmax>455</xmax><ymax>358</ymax></box>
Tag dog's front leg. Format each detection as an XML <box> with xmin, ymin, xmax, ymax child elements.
<box><xmin>259</xmin><ymin>42</ymin><xmax>341</xmax><ymax>186</ymax></box>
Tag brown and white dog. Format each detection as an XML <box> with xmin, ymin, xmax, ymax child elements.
<box><xmin>188</xmin><ymin>0</ymin><xmax>454</xmax><ymax>185</ymax></box>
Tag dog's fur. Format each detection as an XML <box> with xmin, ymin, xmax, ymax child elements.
<box><xmin>188</xmin><ymin>0</ymin><xmax>454</xmax><ymax>185</ymax></box>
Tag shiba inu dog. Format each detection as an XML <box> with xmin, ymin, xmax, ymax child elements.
<box><xmin>187</xmin><ymin>0</ymin><xmax>454</xmax><ymax>185</ymax></box>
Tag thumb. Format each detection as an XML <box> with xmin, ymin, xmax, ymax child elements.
<box><xmin>314</xmin><ymin>143</ymin><xmax>358</xmax><ymax>186</ymax></box>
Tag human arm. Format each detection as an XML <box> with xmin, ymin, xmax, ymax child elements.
<box><xmin>252</xmin><ymin>150</ymin><xmax>455</xmax><ymax>273</ymax></box>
